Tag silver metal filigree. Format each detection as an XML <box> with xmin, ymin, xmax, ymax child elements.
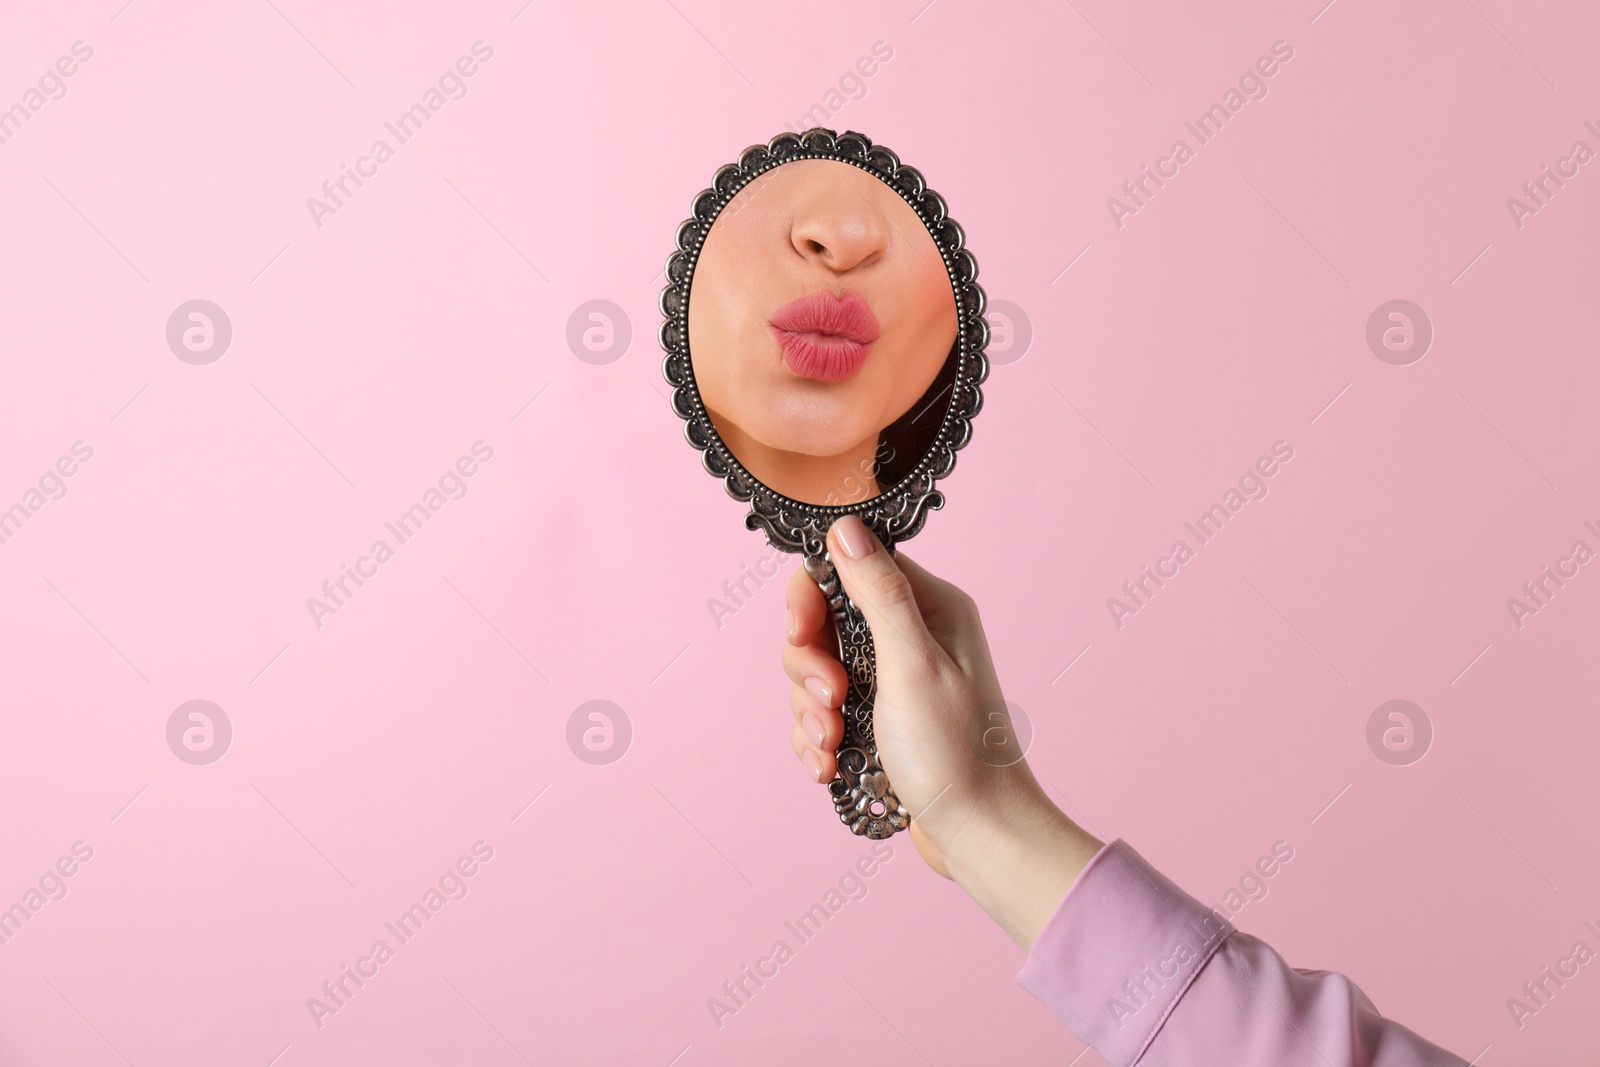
<box><xmin>659</xmin><ymin>127</ymin><xmax>989</xmax><ymax>838</ymax></box>
<box><xmin>804</xmin><ymin>554</ymin><xmax>909</xmax><ymax>839</ymax></box>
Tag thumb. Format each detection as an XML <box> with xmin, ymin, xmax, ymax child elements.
<box><xmin>825</xmin><ymin>514</ymin><xmax>942</xmax><ymax>669</ymax></box>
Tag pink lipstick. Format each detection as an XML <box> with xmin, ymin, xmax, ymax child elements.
<box><xmin>769</xmin><ymin>291</ymin><xmax>880</xmax><ymax>383</ymax></box>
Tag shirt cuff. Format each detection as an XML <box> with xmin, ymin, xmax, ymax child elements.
<box><xmin>1015</xmin><ymin>840</ymin><xmax>1235</xmax><ymax>1067</ymax></box>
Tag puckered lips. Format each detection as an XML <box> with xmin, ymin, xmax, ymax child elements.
<box><xmin>768</xmin><ymin>291</ymin><xmax>881</xmax><ymax>383</ymax></box>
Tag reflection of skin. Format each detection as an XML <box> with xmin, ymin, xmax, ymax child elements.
<box><xmin>689</xmin><ymin>159</ymin><xmax>958</xmax><ymax>505</ymax></box>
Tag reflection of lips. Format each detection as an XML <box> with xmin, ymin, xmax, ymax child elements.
<box><xmin>769</xmin><ymin>291</ymin><xmax>881</xmax><ymax>383</ymax></box>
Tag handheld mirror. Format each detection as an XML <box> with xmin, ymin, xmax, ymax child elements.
<box><xmin>660</xmin><ymin>129</ymin><xmax>989</xmax><ymax>839</ymax></box>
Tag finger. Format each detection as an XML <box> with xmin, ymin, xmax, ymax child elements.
<box><xmin>789</xmin><ymin>685</ymin><xmax>843</xmax><ymax>748</ymax></box>
<box><xmin>826</xmin><ymin>515</ymin><xmax>944</xmax><ymax>670</ymax></box>
<box><xmin>789</xmin><ymin>722</ymin><xmax>837</xmax><ymax>782</ymax></box>
<box><xmin>785</xmin><ymin>564</ymin><xmax>831</xmax><ymax>648</ymax></box>
<box><xmin>781</xmin><ymin>641</ymin><xmax>847</xmax><ymax>708</ymax></box>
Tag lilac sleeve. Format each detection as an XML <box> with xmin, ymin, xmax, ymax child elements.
<box><xmin>1015</xmin><ymin>840</ymin><xmax>1468</xmax><ymax>1067</ymax></box>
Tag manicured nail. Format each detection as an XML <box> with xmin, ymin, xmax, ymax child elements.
<box><xmin>802</xmin><ymin>710</ymin><xmax>826</xmax><ymax>747</ymax></box>
<box><xmin>833</xmin><ymin>514</ymin><xmax>875</xmax><ymax>560</ymax></box>
<box><xmin>786</xmin><ymin>608</ymin><xmax>796</xmax><ymax>643</ymax></box>
<box><xmin>801</xmin><ymin>749</ymin><xmax>823</xmax><ymax>782</ymax></box>
<box><xmin>804</xmin><ymin>676</ymin><xmax>833</xmax><ymax>707</ymax></box>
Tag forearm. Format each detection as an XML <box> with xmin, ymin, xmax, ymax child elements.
<box><xmin>942</xmin><ymin>783</ymin><xmax>1104</xmax><ymax>951</ymax></box>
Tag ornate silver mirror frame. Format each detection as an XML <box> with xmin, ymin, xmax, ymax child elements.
<box><xmin>659</xmin><ymin>127</ymin><xmax>990</xmax><ymax>839</ymax></box>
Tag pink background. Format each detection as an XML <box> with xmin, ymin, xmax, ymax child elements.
<box><xmin>1</xmin><ymin>0</ymin><xmax>1596</xmax><ymax>1063</ymax></box>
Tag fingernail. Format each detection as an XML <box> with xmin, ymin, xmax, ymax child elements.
<box><xmin>786</xmin><ymin>608</ymin><xmax>796</xmax><ymax>642</ymax></box>
<box><xmin>802</xmin><ymin>710</ymin><xmax>826</xmax><ymax>747</ymax></box>
<box><xmin>801</xmin><ymin>749</ymin><xmax>823</xmax><ymax>782</ymax></box>
<box><xmin>833</xmin><ymin>514</ymin><xmax>875</xmax><ymax>560</ymax></box>
<box><xmin>804</xmin><ymin>676</ymin><xmax>834</xmax><ymax>707</ymax></box>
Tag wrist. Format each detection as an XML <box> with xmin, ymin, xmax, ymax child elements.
<box><xmin>942</xmin><ymin>781</ymin><xmax>1104</xmax><ymax>951</ymax></box>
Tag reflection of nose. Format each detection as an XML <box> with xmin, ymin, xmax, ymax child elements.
<box><xmin>790</xmin><ymin>179</ymin><xmax>889</xmax><ymax>273</ymax></box>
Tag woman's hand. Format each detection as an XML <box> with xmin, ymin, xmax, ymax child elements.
<box><xmin>782</xmin><ymin>514</ymin><xmax>1105</xmax><ymax>949</ymax></box>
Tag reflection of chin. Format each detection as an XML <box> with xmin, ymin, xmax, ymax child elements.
<box><xmin>748</xmin><ymin>414</ymin><xmax>876</xmax><ymax>464</ymax></box>
<box><xmin>708</xmin><ymin>406</ymin><xmax>882</xmax><ymax>506</ymax></box>
<box><xmin>706</xmin><ymin>345</ymin><xmax>955</xmax><ymax>506</ymax></box>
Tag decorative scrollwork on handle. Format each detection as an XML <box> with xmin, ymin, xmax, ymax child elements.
<box><xmin>805</xmin><ymin>554</ymin><xmax>909</xmax><ymax>839</ymax></box>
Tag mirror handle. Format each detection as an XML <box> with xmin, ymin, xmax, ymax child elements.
<box><xmin>804</xmin><ymin>551</ymin><xmax>909</xmax><ymax>839</ymax></box>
